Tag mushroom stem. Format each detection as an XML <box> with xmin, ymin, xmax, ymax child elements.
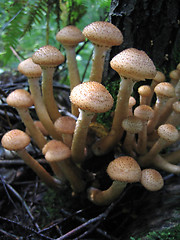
<box><xmin>42</xmin><ymin>67</ymin><xmax>61</xmax><ymax>122</ymax></box>
<box><xmin>17</xmin><ymin>108</ymin><xmax>47</xmax><ymax>150</ymax></box>
<box><xmin>71</xmin><ymin>109</ymin><xmax>94</xmax><ymax>163</ymax></box>
<box><xmin>89</xmin><ymin>45</ymin><xmax>108</xmax><ymax>83</ymax></box>
<box><xmin>154</xmin><ymin>154</ymin><xmax>180</xmax><ymax>174</ymax></box>
<box><xmin>28</xmin><ymin>78</ymin><xmax>62</xmax><ymax>140</ymax></box>
<box><xmin>87</xmin><ymin>181</ymin><xmax>127</xmax><ymax>205</ymax></box>
<box><xmin>165</xmin><ymin>150</ymin><xmax>180</xmax><ymax>164</ymax></box>
<box><xmin>17</xmin><ymin>149</ymin><xmax>60</xmax><ymax>188</ymax></box>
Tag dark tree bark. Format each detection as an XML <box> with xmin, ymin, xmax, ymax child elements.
<box><xmin>104</xmin><ymin>0</ymin><xmax>180</xmax><ymax>81</ymax></box>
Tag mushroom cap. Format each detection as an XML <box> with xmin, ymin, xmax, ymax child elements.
<box><xmin>122</xmin><ymin>116</ymin><xmax>143</xmax><ymax>134</ymax></box>
<box><xmin>42</xmin><ymin>140</ymin><xmax>71</xmax><ymax>162</ymax></box>
<box><xmin>69</xmin><ymin>82</ymin><xmax>114</xmax><ymax>113</ymax></box>
<box><xmin>110</xmin><ymin>48</ymin><xmax>157</xmax><ymax>80</ymax></box>
<box><xmin>1</xmin><ymin>129</ymin><xmax>31</xmax><ymax>151</ymax></box>
<box><xmin>54</xmin><ymin>116</ymin><xmax>76</xmax><ymax>134</ymax></box>
<box><xmin>107</xmin><ymin>156</ymin><xmax>141</xmax><ymax>183</ymax></box>
<box><xmin>138</xmin><ymin>85</ymin><xmax>152</xmax><ymax>97</ymax></box>
<box><xmin>82</xmin><ymin>21</ymin><xmax>123</xmax><ymax>47</ymax></box>
<box><xmin>18</xmin><ymin>58</ymin><xmax>42</xmax><ymax>78</ymax></box>
<box><xmin>172</xmin><ymin>101</ymin><xmax>180</xmax><ymax>113</ymax></box>
<box><xmin>7</xmin><ymin>89</ymin><xmax>33</xmax><ymax>108</ymax></box>
<box><xmin>154</xmin><ymin>82</ymin><xmax>175</xmax><ymax>98</ymax></box>
<box><xmin>134</xmin><ymin>105</ymin><xmax>154</xmax><ymax>121</ymax></box>
<box><xmin>128</xmin><ymin>96</ymin><xmax>136</xmax><ymax>108</ymax></box>
<box><xmin>56</xmin><ymin>25</ymin><xmax>85</xmax><ymax>46</ymax></box>
<box><xmin>32</xmin><ymin>45</ymin><xmax>65</xmax><ymax>67</ymax></box>
<box><xmin>157</xmin><ymin>124</ymin><xmax>179</xmax><ymax>143</ymax></box>
<box><xmin>169</xmin><ymin>69</ymin><xmax>180</xmax><ymax>81</ymax></box>
<box><xmin>141</xmin><ymin>169</ymin><xmax>164</xmax><ymax>191</ymax></box>
<box><xmin>153</xmin><ymin>71</ymin><xmax>165</xmax><ymax>83</ymax></box>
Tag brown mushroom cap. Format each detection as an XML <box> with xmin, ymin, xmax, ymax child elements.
<box><xmin>7</xmin><ymin>89</ymin><xmax>33</xmax><ymax>109</ymax></box>
<box><xmin>70</xmin><ymin>82</ymin><xmax>114</xmax><ymax>113</ymax></box>
<box><xmin>107</xmin><ymin>156</ymin><xmax>141</xmax><ymax>183</ymax></box>
<box><xmin>18</xmin><ymin>58</ymin><xmax>42</xmax><ymax>78</ymax></box>
<box><xmin>42</xmin><ymin>140</ymin><xmax>71</xmax><ymax>162</ymax></box>
<box><xmin>157</xmin><ymin>124</ymin><xmax>179</xmax><ymax>143</ymax></box>
<box><xmin>154</xmin><ymin>82</ymin><xmax>175</xmax><ymax>98</ymax></box>
<box><xmin>153</xmin><ymin>71</ymin><xmax>165</xmax><ymax>83</ymax></box>
<box><xmin>56</xmin><ymin>25</ymin><xmax>85</xmax><ymax>46</ymax></box>
<box><xmin>169</xmin><ymin>69</ymin><xmax>180</xmax><ymax>81</ymax></box>
<box><xmin>138</xmin><ymin>85</ymin><xmax>152</xmax><ymax>97</ymax></box>
<box><xmin>1</xmin><ymin>129</ymin><xmax>31</xmax><ymax>151</ymax></box>
<box><xmin>82</xmin><ymin>21</ymin><xmax>123</xmax><ymax>47</ymax></box>
<box><xmin>54</xmin><ymin>116</ymin><xmax>76</xmax><ymax>135</ymax></box>
<box><xmin>141</xmin><ymin>169</ymin><xmax>164</xmax><ymax>191</ymax></box>
<box><xmin>122</xmin><ymin>116</ymin><xmax>143</xmax><ymax>134</ymax></box>
<box><xmin>134</xmin><ymin>105</ymin><xmax>154</xmax><ymax>121</ymax></box>
<box><xmin>172</xmin><ymin>101</ymin><xmax>180</xmax><ymax>113</ymax></box>
<box><xmin>32</xmin><ymin>45</ymin><xmax>65</xmax><ymax>67</ymax></box>
<box><xmin>110</xmin><ymin>48</ymin><xmax>157</xmax><ymax>80</ymax></box>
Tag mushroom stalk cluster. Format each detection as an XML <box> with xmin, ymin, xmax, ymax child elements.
<box><xmin>1</xmin><ymin>20</ymin><xmax>180</xmax><ymax>206</ymax></box>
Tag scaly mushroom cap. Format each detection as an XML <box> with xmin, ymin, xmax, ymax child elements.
<box><xmin>7</xmin><ymin>89</ymin><xmax>33</xmax><ymax>108</ymax></box>
<box><xmin>107</xmin><ymin>156</ymin><xmax>141</xmax><ymax>183</ymax></box>
<box><xmin>70</xmin><ymin>82</ymin><xmax>114</xmax><ymax>113</ymax></box>
<box><xmin>141</xmin><ymin>169</ymin><xmax>164</xmax><ymax>191</ymax></box>
<box><xmin>56</xmin><ymin>25</ymin><xmax>85</xmax><ymax>46</ymax></box>
<box><xmin>82</xmin><ymin>21</ymin><xmax>123</xmax><ymax>47</ymax></box>
<box><xmin>154</xmin><ymin>82</ymin><xmax>175</xmax><ymax>98</ymax></box>
<box><xmin>122</xmin><ymin>116</ymin><xmax>143</xmax><ymax>134</ymax></box>
<box><xmin>54</xmin><ymin>116</ymin><xmax>76</xmax><ymax>135</ymax></box>
<box><xmin>157</xmin><ymin>124</ymin><xmax>179</xmax><ymax>143</ymax></box>
<box><xmin>32</xmin><ymin>45</ymin><xmax>65</xmax><ymax>67</ymax></box>
<box><xmin>110</xmin><ymin>48</ymin><xmax>157</xmax><ymax>80</ymax></box>
<box><xmin>18</xmin><ymin>58</ymin><xmax>42</xmax><ymax>78</ymax></box>
<box><xmin>42</xmin><ymin>140</ymin><xmax>71</xmax><ymax>162</ymax></box>
<box><xmin>138</xmin><ymin>85</ymin><xmax>152</xmax><ymax>98</ymax></box>
<box><xmin>1</xmin><ymin>129</ymin><xmax>30</xmax><ymax>151</ymax></box>
<box><xmin>134</xmin><ymin>105</ymin><xmax>154</xmax><ymax>121</ymax></box>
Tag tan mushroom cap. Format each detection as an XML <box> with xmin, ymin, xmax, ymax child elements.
<box><xmin>129</xmin><ymin>96</ymin><xmax>136</xmax><ymax>108</ymax></box>
<box><xmin>107</xmin><ymin>156</ymin><xmax>141</xmax><ymax>183</ymax></box>
<box><xmin>18</xmin><ymin>58</ymin><xmax>42</xmax><ymax>78</ymax></box>
<box><xmin>172</xmin><ymin>101</ymin><xmax>180</xmax><ymax>113</ymax></box>
<box><xmin>42</xmin><ymin>140</ymin><xmax>71</xmax><ymax>162</ymax></box>
<box><xmin>110</xmin><ymin>48</ymin><xmax>157</xmax><ymax>80</ymax></box>
<box><xmin>82</xmin><ymin>21</ymin><xmax>123</xmax><ymax>47</ymax></box>
<box><xmin>54</xmin><ymin>116</ymin><xmax>76</xmax><ymax>134</ymax></box>
<box><xmin>157</xmin><ymin>124</ymin><xmax>179</xmax><ymax>143</ymax></box>
<box><xmin>154</xmin><ymin>82</ymin><xmax>175</xmax><ymax>98</ymax></box>
<box><xmin>70</xmin><ymin>82</ymin><xmax>114</xmax><ymax>113</ymax></box>
<box><xmin>56</xmin><ymin>25</ymin><xmax>85</xmax><ymax>46</ymax></box>
<box><xmin>122</xmin><ymin>116</ymin><xmax>143</xmax><ymax>134</ymax></box>
<box><xmin>134</xmin><ymin>105</ymin><xmax>154</xmax><ymax>121</ymax></box>
<box><xmin>169</xmin><ymin>69</ymin><xmax>180</xmax><ymax>81</ymax></box>
<box><xmin>7</xmin><ymin>89</ymin><xmax>34</xmax><ymax>108</ymax></box>
<box><xmin>141</xmin><ymin>169</ymin><xmax>164</xmax><ymax>191</ymax></box>
<box><xmin>1</xmin><ymin>129</ymin><xmax>31</xmax><ymax>151</ymax></box>
<box><xmin>138</xmin><ymin>85</ymin><xmax>152</xmax><ymax>97</ymax></box>
<box><xmin>153</xmin><ymin>71</ymin><xmax>165</xmax><ymax>83</ymax></box>
<box><xmin>32</xmin><ymin>45</ymin><xmax>65</xmax><ymax>67</ymax></box>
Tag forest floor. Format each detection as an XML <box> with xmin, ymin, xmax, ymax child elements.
<box><xmin>0</xmin><ymin>71</ymin><xmax>180</xmax><ymax>240</ymax></box>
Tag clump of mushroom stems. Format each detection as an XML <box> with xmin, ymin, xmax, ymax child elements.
<box><xmin>2</xmin><ymin>20</ymin><xmax>180</xmax><ymax>205</ymax></box>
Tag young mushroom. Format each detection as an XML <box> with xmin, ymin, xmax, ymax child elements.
<box><xmin>92</xmin><ymin>48</ymin><xmax>156</xmax><ymax>156</ymax></box>
<box><xmin>82</xmin><ymin>21</ymin><xmax>123</xmax><ymax>83</ymax></box>
<box><xmin>88</xmin><ymin>156</ymin><xmax>141</xmax><ymax>205</ymax></box>
<box><xmin>18</xmin><ymin>58</ymin><xmax>62</xmax><ymax>140</ymax></box>
<box><xmin>70</xmin><ymin>81</ymin><xmax>114</xmax><ymax>164</ymax></box>
<box><xmin>140</xmin><ymin>169</ymin><xmax>164</xmax><ymax>191</ymax></box>
<box><xmin>138</xmin><ymin>85</ymin><xmax>152</xmax><ymax>105</ymax></box>
<box><xmin>1</xmin><ymin>130</ymin><xmax>60</xmax><ymax>188</ymax></box>
<box><xmin>6</xmin><ymin>89</ymin><xmax>47</xmax><ymax>150</ymax></box>
<box><xmin>32</xmin><ymin>45</ymin><xmax>65</xmax><ymax>122</ymax></box>
<box><xmin>56</xmin><ymin>25</ymin><xmax>85</xmax><ymax>116</ymax></box>
<box><xmin>42</xmin><ymin>140</ymin><xmax>86</xmax><ymax>193</ymax></box>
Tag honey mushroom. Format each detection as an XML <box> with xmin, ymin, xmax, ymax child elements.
<box><xmin>140</xmin><ymin>169</ymin><xmax>164</xmax><ymax>191</ymax></box>
<box><xmin>88</xmin><ymin>156</ymin><xmax>141</xmax><ymax>205</ymax></box>
<box><xmin>138</xmin><ymin>85</ymin><xmax>152</xmax><ymax>105</ymax></box>
<box><xmin>92</xmin><ymin>48</ymin><xmax>156</xmax><ymax>156</ymax></box>
<box><xmin>1</xmin><ymin>130</ymin><xmax>60</xmax><ymax>188</ymax></box>
<box><xmin>82</xmin><ymin>21</ymin><xmax>123</xmax><ymax>83</ymax></box>
<box><xmin>32</xmin><ymin>45</ymin><xmax>65</xmax><ymax>122</ymax></box>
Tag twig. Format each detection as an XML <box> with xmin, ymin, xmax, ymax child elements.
<box><xmin>0</xmin><ymin>228</ymin><xmax>18</xmax><ymax>239</ymax></box>
<box><xmin>9</xmin><ymin>46</ymin><xmax>22</xmax><ymax>62</ymax></box>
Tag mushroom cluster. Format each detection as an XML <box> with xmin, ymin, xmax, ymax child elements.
<box><xmin>1</xmin><ymin>21</ymin><xmax>180</xmax><ymax>206</ymax></box>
